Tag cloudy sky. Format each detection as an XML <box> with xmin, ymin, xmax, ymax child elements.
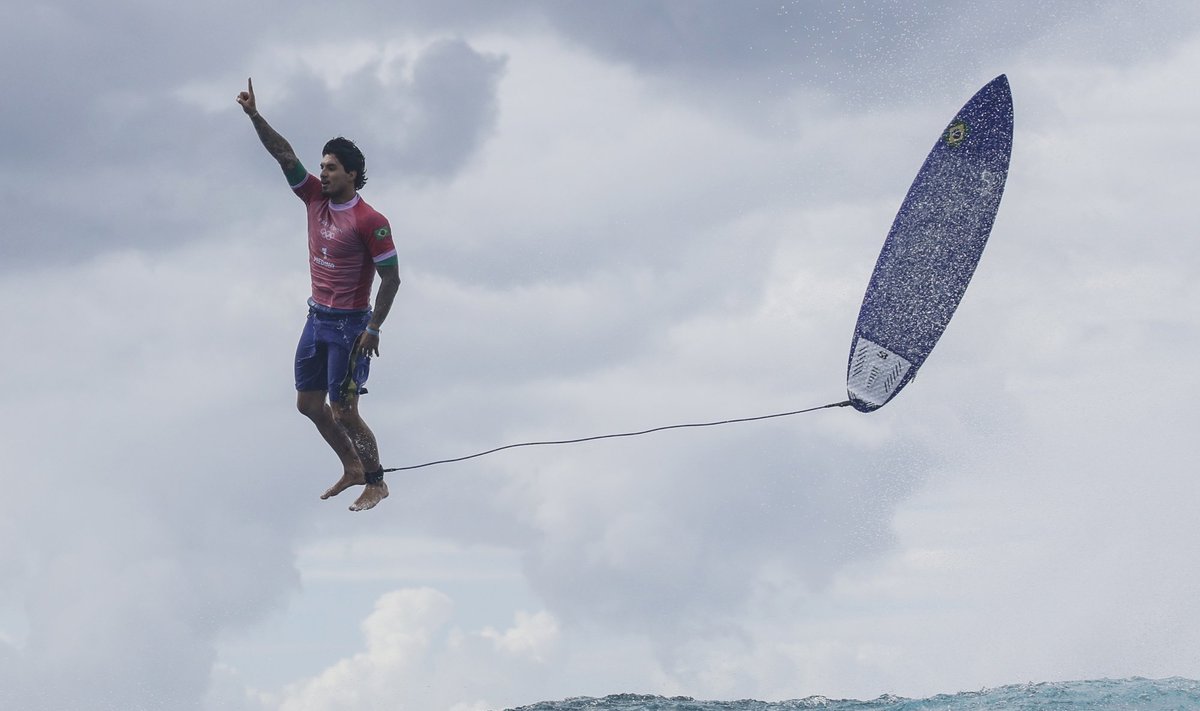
<box><xmin>2</xmin><ymin>1</ymin><xmax>1199</xmax><ymax>709</ymax></box>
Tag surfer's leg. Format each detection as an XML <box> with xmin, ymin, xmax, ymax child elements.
<box><xmin>297</xmin><ymin>390</ymin><xmax>366</xmax><ymax>493</ymax></box>
<box><xmin>295</xmin><ymin>314</ymin><xmax>366</xmax><ymax>496</ymax></box>
<box><xmin>294</xmin><ymin>317</ymin><xmax>367</xmax><ymax>494</ymax></box>
<box><xmin>330</xmin><ymin>396</ymin><xmax>389</xmax><ymax>512</ymax></box>
<box><xmin>296</xmin><ymin>311</ymin><xmax>377</xmax><ymax>500</ymax></box>
<box><xmin>312</xmin><ymin>321</ymin><xmax>387</xmax><ymax>507</ymax></box>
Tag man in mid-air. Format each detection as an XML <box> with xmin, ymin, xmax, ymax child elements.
<box><xmin>238</xmin><ymin>78</ymin><xmax>400</xmax><ymax>512</ymax></box>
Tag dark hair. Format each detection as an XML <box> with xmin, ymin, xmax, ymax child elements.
<box><xmin>322</xmin><ymin>137</ymin><xmax>368</xmax><ymax>190</ymax></box>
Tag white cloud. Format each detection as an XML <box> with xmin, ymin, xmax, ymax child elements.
<box><xmin>262</xmin><ymin>589</ymin><xmax>566</xmax><ymax>711</ymax></box>
<box><xmin>481</xmin><ymin>610</ymin><xmax>560</xmax><ymax>662</ymax></box>
<box><xmin>269</xmin><ymin>588</ymin><xmax>455</xmax><ymax>711</ymax></box>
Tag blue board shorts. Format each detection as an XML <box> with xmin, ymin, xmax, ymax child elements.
<box><xmin>294</xmin><ymin>305</ymin><xmax>372</xmax><ymax>401</ymax></box>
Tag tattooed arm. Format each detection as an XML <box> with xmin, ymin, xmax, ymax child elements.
<box><xmin>236</xmin><ymin>78</ymin><xmax>305</xmax><ymax>183</ymax></box>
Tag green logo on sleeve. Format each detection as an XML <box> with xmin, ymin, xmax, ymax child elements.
<box><xmin>374</xmin><ymin>226</ymin><xmax>391</xmax><ymax>240</ymax></box>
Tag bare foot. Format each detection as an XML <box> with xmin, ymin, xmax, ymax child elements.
<box><xmin>350</xmin><ymin>482</ymin><xmax>389</xmax><ymax>512</ymax></box>
<box><xmin>321</xmin><ymin>468</ymin><xmax>365</xmax><ymax>500</ymax></box>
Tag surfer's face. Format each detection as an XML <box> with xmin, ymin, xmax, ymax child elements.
<box><xmin>319</xmin><ymin>154</ymin><xmax>357</xmax><ymax>201</ymax></box>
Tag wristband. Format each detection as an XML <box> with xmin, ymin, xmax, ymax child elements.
<box><xmin>365</xmin><ymin>326</ymin><xmax>381</xmax><ymax>336</ymax></box>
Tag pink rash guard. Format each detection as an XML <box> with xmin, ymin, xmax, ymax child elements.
<box><xmin>292</xmin><ymin>173</ymin><xmax>398</xmax><ymax>311</ymax></box>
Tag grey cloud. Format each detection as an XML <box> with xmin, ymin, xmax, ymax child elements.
<box><xmin>2</xmin><ymin>33</ymin><xmax>504</xmax><ymax>272</ymax></box>
<box><xmin>404</xmin><ymin>38</ymin><xmax>508</xmax><ymax>177</ymax></box>
<box><xmin>0</xmin><ymin>377</ymin><xmax>307</xmax><ymax>710</ymax></box>
<box><xmin>530</xmin><ymin>0</ymin><xmax>1198</xmax><ymax>105</ymax></box>
<box><xmin>518</xmin><ymin>425</ymin><xmax>928</xmax><ymax>636</ymax></box>
<box><xmin>11</xmin><ymin>0</ymin><xmax>1188</xmax><ymax>272</ymax></box>
<box><xmin>27</xmin><ymin>514</ymin><xmax>293</xmax><ymax>709</ymax></box>
<box><xmin>1</xmin><ymin>0</ymin><xmax>274</xmax><ymax>161</ymax></box>
<box><xmin>349</xmin><ymin>0</ymin><xmax>1196</xmax><ymax>87</ymax></box>
<box><xmin>297</xmin><ymin>38</ymin><xmax>508</xmax><ymax>181</ymax></box>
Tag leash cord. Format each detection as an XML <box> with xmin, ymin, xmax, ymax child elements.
<box><xmin>382</xmin><ymin>400</ymin><xmax>853</xmax><ymax>473</ymax></box>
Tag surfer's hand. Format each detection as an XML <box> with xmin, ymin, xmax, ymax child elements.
<box><xmin>237</xmin><ymin>77</ymin><xmax>257</xmax><ymax>115</ymax></box>
<box><xmin>356</xmin><ymin>330</ymin><xmax>381</xmax><ymax>358</ymax></box>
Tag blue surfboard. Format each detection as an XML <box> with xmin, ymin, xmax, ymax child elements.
<box><xmin>847</xmin><ymin>74</ymin><xmax>1014</xmax><ymax>413</ymax></box>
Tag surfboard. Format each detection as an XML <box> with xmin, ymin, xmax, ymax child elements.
<box><xmin>846</xmin><ymin>74</ymin><xmax>1014</xmax><ymax>413</ymax></box>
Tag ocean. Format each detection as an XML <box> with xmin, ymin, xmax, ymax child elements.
<box><xmin>505</xmin><ymin>677</ymin><xmax>1200</xmax><ymax>710</ymax></box>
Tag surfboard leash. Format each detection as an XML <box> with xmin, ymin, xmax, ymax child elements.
<box><xmin>382</xmin><ymin>400</ymin><xmax>853</xmax><ymax>473</ymax></box>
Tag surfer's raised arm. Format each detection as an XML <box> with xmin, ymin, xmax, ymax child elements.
<box><xmin>236</xmin><ymin>77</ymin><xmax>304</xmax><ymax>183</ymax></box>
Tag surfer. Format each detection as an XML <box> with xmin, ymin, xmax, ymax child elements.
<box><xmin>237</xmin><ymin>78</ymin><xmax>401</xmax><ymax>512</ymax></box>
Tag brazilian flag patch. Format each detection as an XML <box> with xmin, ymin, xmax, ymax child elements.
<box><xmin>374</xmin><ymin>226</ymin><xmax>391</xmax><ymax>241</ymax></box>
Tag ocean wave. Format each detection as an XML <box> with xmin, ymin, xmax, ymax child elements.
<box><xmin>505</xmin><ymin>677</ymin><xmax>1200</xmax><ymax>711</ymax></box>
